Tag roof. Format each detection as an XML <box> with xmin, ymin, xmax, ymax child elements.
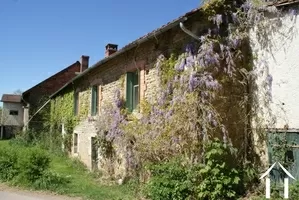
<box><xmin>50</xmin><ymin>0</ymin><xmax>299</xmax><ymax>99</ymax></box>
<box><xmin>23</xmin><ymin>61</ymin><xmax>80</xmax><ymax>96</ymax></box>
<box><xmin>1</xmin><ymin>94</ymin><xmax>22</xmax><ymax>103</ymax></box>
<box><xmin>50</xmin><ymin>7</ymin><xmax>202</xmax><ymax>98</ymax></box>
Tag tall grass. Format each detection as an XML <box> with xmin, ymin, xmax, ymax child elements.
<box><xmin>0</xmin><ymin>140</ymin><xmax>136</xmax><ymax>200</ymax></box>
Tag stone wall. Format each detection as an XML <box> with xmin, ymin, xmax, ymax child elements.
<box><xmin>49</xmin><ymin>11</ymin><xmax>251</xmax><ymax>179</ymax></box>
<box><xmin>2</xmin><ymin>102</ymin><xmax>24</xmax><ymax>127</ymax></box>
<box><xmin>67</xmin><ymin>14</ymin><xmax>203</xmax><ymax>177</ymax></box>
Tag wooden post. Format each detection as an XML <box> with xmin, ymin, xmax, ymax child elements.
<box><xmin>284</xmin><ymin>177</ymin><xmax>289</xmax><ymax>199</ymax></box>
<box><xmin>266</xmin><ymin>177</ymin><xmax>270</xmax><ymax>199</ymax></box>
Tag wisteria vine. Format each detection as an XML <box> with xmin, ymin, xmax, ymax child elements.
<box><xmin>94</xmin><ymin>0</ymin><xmax>298</xmax><ymax>177</ymax></box>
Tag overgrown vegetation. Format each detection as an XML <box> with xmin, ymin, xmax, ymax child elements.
<box><xmin>0</xmin><ymin>140</ymin><xmax>135</xmax><ymax>200</ymax></box>
<box><xmin>0</xmin><ymin>140</ymin><xmax>69</xmax><ymax>190</ymax></box>
<box><xmin>9</xmin><ymin>0</ymin><xmax>299</xmax><ymax>199</ymax></box>
<box><xmin>144</xmin><ymin>139</ymin><xmax>247</xmax><ymax>200</ymax></box>
<box><xmin>91</xmin><ymin>0</ymin><xmax>298</xmax><ymax>199</ymax></box>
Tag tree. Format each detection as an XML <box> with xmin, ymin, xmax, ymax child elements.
<box><xmin>13</xmin><ymin>89</ymin><xmax>22</xmax><ymax>95</ymax></box>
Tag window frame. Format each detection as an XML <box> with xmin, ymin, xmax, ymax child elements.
<box><xmin>91</xmin><ymin>85</ymin><xmax>99</xmax><ymax>116</ymax></box>
<box><xmin>126</xmin><ymin>71</ymin><xmax>139</xmax><ymax>112</ymax></box>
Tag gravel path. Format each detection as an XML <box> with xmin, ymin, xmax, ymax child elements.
<box><xmin>0</xmin><ymin>184</ymin><xmax>81</xmax><ymax>200</ymax></box>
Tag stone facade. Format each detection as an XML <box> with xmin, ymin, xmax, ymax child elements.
<box><xmin>50</xmin><ymin>11</ymin><xmax>204</xmax><ymax>177</ymax></box>
<box><xmin>50</xmin><ymin>8</ymin><xmax>267</xmax><ymax>178</ymax></box>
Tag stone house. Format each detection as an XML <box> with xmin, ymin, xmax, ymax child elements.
<box><xmin>47</xmin><ymin>0</ymin><xmax>299</xmax><ymax>179</ymax></box>
<box><xmin>49</xmin><ymin>8</ymin><xmax>207</xmax><ymax>175</ymax></box>
<box><xmin>0</xmin><ymin>94</ymin><xmax>25</xmax><ymax>139</ymax></box>
<box><xmin>49</xmin><ymin>5</ymin><xmax>255</xmax><ymax>178</ymax></box>
<box><xmin>22</xmin><ymin>55</ymin><xmax>90</xmax><ymax>131</ymax></box>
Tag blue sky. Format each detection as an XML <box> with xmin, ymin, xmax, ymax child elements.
<box><xmin>0</xmin><ymin>0</ymin><xmax>200</xmax><ymax>102</ymax></box>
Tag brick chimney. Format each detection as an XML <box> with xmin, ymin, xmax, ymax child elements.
<box><xmin>80</xmin><ymin>55</ymin><xmax>89</xmax><ymax>72</ymax></box>
<box><xmin>105</xmin><ymin>44</ymin><xmax>118</xmax><ymax>57</ymax></box>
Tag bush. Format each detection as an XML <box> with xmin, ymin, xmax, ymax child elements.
<box><xmin>144</xmin><ymin>139</ymin><xmax>244</xmax><ymax>200</ymax></box>
<box><xmin>144</xmin><ymin>157</ymin><xmax>193</xmax><ymax>200</ymax></box>
<box><xmin>194</xmin><ymin>139</ymin><xmax>241</xmax><ymax>200</ymax></box>
<box><xmin>19</xmin><ymin>147</ymin><xmax>51</xmax><ymax>182</ymax></box>
<box><xmin>0</xmin><ymin>146</ymin><xmax>19</xmax><ymax>181</ymax></box>
<box><xmin>33</xmin><ymin>170</ymin><xmax>71</xmax><ymax>190</ymax></box>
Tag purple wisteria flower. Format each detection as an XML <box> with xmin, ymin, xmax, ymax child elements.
<box><xmin>175</xmin><ymin>58</ymin><xmax>186</xmax><ymax>72</ymax></box>
<box><xmin>185</xmin><ymin>43</ymin><xmax>195</xmax><ymax>55</ymax></box>
<box><xmin>166</xmin><ymin>82</ymin><xmax>173</xmax><ymax>95</ymax></box>
<box><xmin>241</xmin><ymin>1</ymin><xmax>251</xmax><ymax>12</ymax></box>
<box><xmin>213</xmin><ymin>14</ymin><xmax>223</xmax><ymax>28</ymax></box>
<box><xmin>165</xmin><ymin>109</ymin><xmax>173</xmax><ymax>119</ymax></box>
<box><xmin>197</xmin><ymin>42</ymin><xmax>221</xmax><ymax>68</ymax></box>
<box><xmin>186</xmin><ymin>55</ymin><xmax>196</xmax><ymax>69</ymax></box>
<box><xmin>232</xmin><ymin>13</ymin><xmax>238</xmax><ymax>23</ymax></box>
<box><xmin>188</xmin><ymin>72</ymin><xmax>197</xmax><ymax>92</ymax></box>
<box><xmin>158</xmin><ymin>92</ymin><xmax>167</xmax><ymax>106</ymax></box>
<box><xmin>114</xmin><ymin>89</ymin><xmax>122</xmax><ymax>108</ymax></box>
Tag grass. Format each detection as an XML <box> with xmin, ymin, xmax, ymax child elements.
<box><xmin>50</xmin><ymin>156</ymin><xmax>136</xmax><ymax>200</ymax></box>
<box><xmin>0</xmin><ymin>140</ymin><xmax>137</xmax><ymax>200</ymax></box>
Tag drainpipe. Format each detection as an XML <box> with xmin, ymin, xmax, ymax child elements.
<box><xmin>179</xmin><ymin>21</ymin><xmax>201</xmax><ymax>42</ymax></box>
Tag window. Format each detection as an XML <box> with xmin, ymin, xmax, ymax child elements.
<box><xmin>74</xmin><ymin>92</ymin><xmax>79</xmax><ymax>115</ymax></box>
<box><xmin>126</xmin><ymin>71</ymin><xmax>139</xmax><ymax>112</ymax></box>
<box><xmin>74</xmin><ymin>133</ymin><xmax>78</xmax><ymax>153</ymax></box>
<box><xmin>91</xmin><ymin>85</ymin><xmax>98</xmax><ymax>116</ymax></box>
<box><xmin>9</xmin><ymin>110</ymin><xmax>18</xmax><ymax>115</ymax></box>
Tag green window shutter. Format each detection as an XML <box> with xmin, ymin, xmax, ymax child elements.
<box><xmin>91</xmin><ymin>86</ymin><xmax>98</xmax><ymax>116</ymax></box>
<box><xmin>74</xmin><ymin>92</ymin><xmax>78</xmax><ymax>115</ymax></box>
<box><xmin>126</xmin><ymin>72</ymin><xmax>134</xmax><ymax>112</ymax></box>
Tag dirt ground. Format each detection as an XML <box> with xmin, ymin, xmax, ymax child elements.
<box><xmin>0</xmin><ymin>183</ymin><xmax>82</xmax><ymax>200</ymax></box>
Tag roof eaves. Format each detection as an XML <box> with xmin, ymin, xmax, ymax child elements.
<box><xmin>50</xmin><ymin>7</ymin><xmax>202</xmax><ymax>99</ymax></box>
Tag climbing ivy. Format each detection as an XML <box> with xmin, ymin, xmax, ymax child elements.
<box><xmin>50</xmin><ymin>91</ymin><xmax>77</xmax><ymax>132</ymax></box>
<box><xmin>48</xmin><ymin>88</ymin><xmax>90</xmax><ymax>152</ymax></box>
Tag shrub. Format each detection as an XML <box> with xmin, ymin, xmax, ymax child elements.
<box><xmin>33</xmin><ymin>170</ymin><xmax>71</xmax><ymax>190</ymax></box>
<box><xmin>19</xmin><ymin>147</ymin><xmax>51</xmax><ymax>182</ymax></box>
<box><xmin>194</xmin><ymin>139</ymin><xmax>241</xmax><ymax>200</ymax></box>
<box><xmin>144</xmin><ymin>139</ymin><xmax>244</xmax><ymax>200</ymax></box>
<box><xmin>144</xmin><ymin>157</ymin><xmax>193</xmax><ymax>200</ymax></box>
<box><xmin>0</xmin><ymin>146</ymin><xmax>19</xmax><ymax>181</ymax></box>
